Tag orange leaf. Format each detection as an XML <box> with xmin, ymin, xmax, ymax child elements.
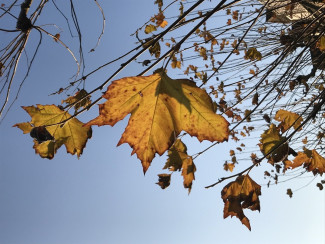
<box><xmin>284</xmin><ymin>152</ymin><xmax>309</xmax><ymax>170</ymax></box>
<box><xmin>308</xmin><ymin>149</ymin><xmax>325</xmax><ymax>175</ymax></box>
<box><xmin>285</xmin><ymin>149</ymin><xmax>325</xmax><ymax>175</ymax></box>
<box><xmin>274</xmin><ymin>109</ymin><xmax>302</xmax><ymax>132</ymax></box>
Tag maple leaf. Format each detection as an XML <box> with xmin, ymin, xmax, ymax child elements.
<box><xmin>259</xmin><ymin>124</ymin><xmax>288</xmax><ymax>163</ymax></box>
<box><xmin>86</xmin><ymin>70</ymin><xmax>229</xmax><ymax>173</ymax></box>
<box><xmin>274</xmin><ymin>109</ymin><xmax>302</xmax><ymax>132</ymax></box>
<box><xmin>14</xmin><ymin>105</ymin><xmax>92</xmax><ymax>159</ymax></box>
<box><xmin>221</xmin><ymin>175</ymin><xmax>261</xmax><ymax>230</ymax></box>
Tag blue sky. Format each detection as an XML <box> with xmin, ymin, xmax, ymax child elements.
<box><xmin>0</xmin><ymin>1</ymin><xmax>324</xmax><ymax>244</ymax></box>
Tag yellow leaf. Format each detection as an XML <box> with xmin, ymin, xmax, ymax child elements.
<box><xmin>14</xmin><ymin>105</ymin><xmax>92</xmax><ymax>159</ymax></box>
<box><xmin>181</xmin><ymin>156</ymin><xmax>196</xmax><ymax>193</ymax></box>
<box><xmin>145</xmin><ymin>24</ymin><xmax>157</xmax><ymax>34</ymax></box>
<box><xmin>259</xmin><ymin>124</ymin><xmax>288</xmax><ymax>163</ymax></box>
<box><xmin>221</xmin><ymin>175</ymin><xmax>261</xmax><ymax>230</ymax></box>
<box><xmin>86</xmin><ymin>70</ymin><xmax>229</xmax><ymax>173</ymax></box>
<box><xmin>14</xmin><ymin>122</ymin><xmax>33</xmax><ymax>134</ymax></box>
<box><xmin>274</xmin><ymin>109</ymin><xmax>302</xmax><ymax>132</ymax></box>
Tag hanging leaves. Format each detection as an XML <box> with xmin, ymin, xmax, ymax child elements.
<box><xmin>221</xmin><ymin>175</ymin><xmax>261</xmax><ymax>230</ymax></box>
<box><xmin>86</xmin><ymin>70</ymin><xmax>229</xmax><ymax>173</ymax></box>
<box><xmin>154</xmin><ymin>12</ymin><xmax>168</xmax><ymax>28</ymax></box>
<box><xmin>274</xmin><ymin>109</ymin><xmax>302</xmax><ymax>132</ymax></box>
<box><xmin>14</xmin><ymin>105</ymin><xmax>92</xmax><ymax>159</ymax></box>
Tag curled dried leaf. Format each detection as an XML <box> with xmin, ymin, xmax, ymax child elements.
<box><xmin>221</xmin><ymin>175</ymin><xmax>261</xmax><ymax>230</ymax></box>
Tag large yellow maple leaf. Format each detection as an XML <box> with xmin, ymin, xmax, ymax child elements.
<box><xmin>14</xmin><ymin>105</ymin><xmax>92</xmax><ymax>158</ymax></box>
<box><xmin>86</xmin><ymin>70</ymin><xmax>229</xmax><ymax>172</ymax></box>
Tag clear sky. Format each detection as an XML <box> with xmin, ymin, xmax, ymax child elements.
<box><xmin>0</xmin><ymin>1</ymin><xmax>324</xmax><ymax>244</ymax></box>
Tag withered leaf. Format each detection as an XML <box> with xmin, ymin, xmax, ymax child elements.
<box><xmin>287</xmin><ymin>188</ymin><xmax>293</xmax><ymax>198</ymax></box>
<box><xmin>62</xmin><ymin>89</ymin><xmax>91</xmax><ymax>113</ymax></box>
<box><xmin>221</xmin><ymin>175</ymin><xmax>261</xmax><ymax>230</ymax></box>
<box><xmin>162</xmin><ymin>139</ymin><xmax>196</xmax><ymax>193</ymax></box>
<box><xmin>316</xmin><ymin>183</ymin><xmax>323</xmax><ymax>190</ymax></box>
<box><xmin>156</xmin><ymin>173</ymin><xmax>171</xmax><ymax>189</ymax></box>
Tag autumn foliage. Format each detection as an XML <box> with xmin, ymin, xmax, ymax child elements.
<box><xmin>5</xmin><ymin>0</ymin><xmax>325</xmax><ymax>231</ymax></box>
